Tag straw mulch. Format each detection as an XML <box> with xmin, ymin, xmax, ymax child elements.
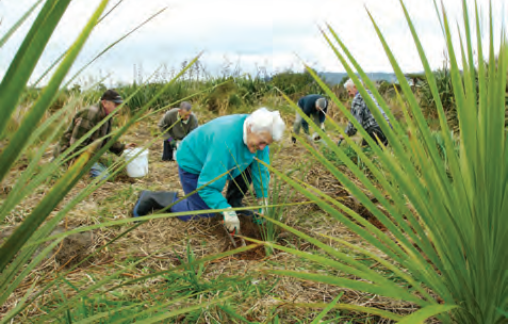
<box><xmin>0</xmin><ymin>114</ymin><xmax>414</xmax><ymax>323</ymax></box>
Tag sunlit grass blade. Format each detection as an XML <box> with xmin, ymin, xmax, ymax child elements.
<box><xmin>30</xmin><ymin>0</ymin><xmax>126</xmax><ymax>87</ymax></box>
<box><xmin>63</xmin><ymin>7</ymin><xmax>167</xmax><ymax>89</ymax></box>
<box><xmin>286</xmin><ymin>302</ymin><xmax>404</xmax><ymax>322</ymax></box>
<box><xmin>0</xmin><ymin>0</ymin><xmax>109</xmax><ymax>183</ymax></box>
<box><xmin>0</xmin><ymin>0</ymin><xmax>43</xmax><ymax>48</ymax></box>
<box><xmin>247</xmin><ymin>236</ymin><xmax>431</xmax><ymax>304</ymax></box>
<box><xmin>0</xmin><ymin>0</ymin><xmax>71</xmax><ymax>135</ymax></box>
<box><xmin>396</xmin><ymin>304</ymin><xmax>457</xmax><ymax>324</ymax></box>
<box><xmin>310</xmin><ymin>292</ymin><xmax>343</xmax><ymax>324</ymax></box>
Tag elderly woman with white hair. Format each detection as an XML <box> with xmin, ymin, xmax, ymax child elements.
<box><xmin>166</xmin><ymin>107</ymin><xmax>286</xmax><ymax>235</ymax></box>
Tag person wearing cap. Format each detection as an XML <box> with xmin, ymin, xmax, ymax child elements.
<box><xmin>54</xmin><ymin>89</ymin><xmax>136</xmax><ymax>178</ymax></box>
<box><xmin>142</xmin><ymin>108</ymin><xmax>285</xmax><ymax>236</ymax></box>
<box><xmin>339</xmin><ymin>78</ymin><xmax>391</xmax><ymax>146</ymax></box>
<box><xmin>158</xmin><ymin>101</ymin><xmax>198</xmax><ymax>162</ymax></box>
<box><xmin>291</xmin><ymin>94</ymin><xmax>328</xmax><ymax>143</ymax></box>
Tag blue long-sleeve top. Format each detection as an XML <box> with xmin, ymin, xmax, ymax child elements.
<box><xmin>297</xmin><ymin>94</ymin><xmax>328</xmax><ymax>124</ymax></box>
<box><xmin>176</xmin><ymin>114</ymin><xmax>270</xmax><ymax>210</ymax></box>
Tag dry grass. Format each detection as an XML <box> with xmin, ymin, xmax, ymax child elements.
<box><xmin>0</xmin><ymin>108</ymin><xmax>415</xmax><ymax>323</ymax></box>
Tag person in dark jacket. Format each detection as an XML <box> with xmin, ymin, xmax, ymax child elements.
<box><xmin>158</xmin><ymin>101</ymin><xmax>198</xmax><ymax>161</ymax></box>
<box><xmin>292</xmin><ymin>94</ymin><xmax>328</xmax><ymax>143</ymax></box>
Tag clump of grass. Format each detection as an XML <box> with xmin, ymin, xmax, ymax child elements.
<box><xmin>265</xmin><ymin>0</ymin><xmax>508</xmax><ymax>323</ymax></box>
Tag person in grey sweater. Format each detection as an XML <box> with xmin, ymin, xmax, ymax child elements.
<box><xmin>158</xmin><ymin>101</ymin><xmax>199</xmax><ymax>161</ymax></box>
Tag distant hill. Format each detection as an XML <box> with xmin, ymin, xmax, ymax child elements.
<box><xmin>318</xmin><ymin>72</ymin><xmax>400</xmax><ymax>85</ymax></box>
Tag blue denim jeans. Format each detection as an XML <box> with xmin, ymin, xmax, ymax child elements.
<box><xmin>170</xmin><ymin>166</ymin><xmax>216</xmax><ymax>221</ymax></box>
<box><xmin>90</xmin><ymin>162</ymin><xmax>110</xmax><ymax>180</ymax></box>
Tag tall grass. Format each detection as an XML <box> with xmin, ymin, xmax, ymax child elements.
<box><xmin>261</xmin><ymin>0</ymin><xmax>508</xmax><ymax>323</ymax></box>
<box><xmin>0</xmin><ymin>1</ymin><xmax>256</xmax><ymax>322</ymax></box>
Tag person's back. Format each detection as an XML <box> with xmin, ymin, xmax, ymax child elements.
<box><xmin>297</xmin><ymin>94</ymin><xmax>328</xmax><ymax>116</ymax></box>
<box><xmin>177</xmin><ymin>114</ymin><xmax>258</xmax><ymax>178</ymax></box>
<box><xmin>292</xmin><ymin>94</ymin><xmax>328</xmax><ymax>143</ymax></box>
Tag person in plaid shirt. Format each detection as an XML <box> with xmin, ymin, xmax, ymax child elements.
<box><xmin>340</xmin><ymin>78</ymin><xmax>391</xmax><ymax>146</ymax></box>
<box><xmin>54</xmin><ymin>89</ymin><xmax>136</xmax><ymax>178</ymax></box>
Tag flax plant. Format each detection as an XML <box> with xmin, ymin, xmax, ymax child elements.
<box><xmin>260</xmin><ymin>0</ymin><xmax>507</xmax><ymax>323</ymax></box>
<box><xmin>0</xmin><ymin>1</ymin><xmax>251</xmax><ymax>322</ymax></box>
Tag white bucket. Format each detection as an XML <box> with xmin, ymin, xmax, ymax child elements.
<box><xmin>124</xmin><ymin>148</ymin><xmax>149</xmax><ymax>178</ymax></box>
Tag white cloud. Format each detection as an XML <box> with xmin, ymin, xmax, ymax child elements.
<box><xmin>0</xmin><ymin>0</ymin><xmax>506</xmax><ymax>85</ymax></box>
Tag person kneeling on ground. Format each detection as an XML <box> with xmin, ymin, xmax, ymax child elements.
<box><xmin>53</xmin><ymin>89</ymin><xmax>136</xmax><ymax>179</ymax></box>
<box><xmin>158</xmin><ymin>101</ymin><xmax>198</xmax><ymax>161</ymax></box>
<box><xmin>133</xmin><ymin>108</ymin><xmax>286</xmax><ymax>236</ymax></box>
<box><xmin>292</xmin><ymin>94</ymin><xmax>328</xmax><ymax>144</ymax></box>
<box><xmin>339</xmin><ymin>78</ymin><xmax>391</xmax><ymax>146</ymax></box>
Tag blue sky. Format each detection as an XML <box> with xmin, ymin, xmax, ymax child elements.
<box><xmin>0</xmin><ymin>0</ymin><xmax>506</xmax><ymax>86</ymax></box>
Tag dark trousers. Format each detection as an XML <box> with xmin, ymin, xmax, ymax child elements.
<box><xmin>162</xmin><ymin>141</ymin><xmax>175</xmax><ymax>161</ymax></box>
<box><xmin>225</xmin><ymin>168</ymin><xmax>252</xmax><ymax>209</ymax></box>
<box><xmin>362</xmin><ymin>126</ymin><xmax>389</xmax><ymax>147</ymax></box>
<box><xmin>170</xmin><ymin>166</ymin><xmax>253</xmax><ymax>221</ymax></box>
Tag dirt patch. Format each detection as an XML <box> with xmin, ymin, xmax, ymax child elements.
<box><xmin>0</xmin><ymin>226</ymin><xmax>96</xmax><ymax>268</ymax></box>
<box><xmin>50</xmin><ymin>227</ymin><xmax>96</xmax><ymax>268</ymax></box>
<box><xmin>198</xmin><ymin>214</ymin><xmax>267</xmax><ymax>261</ymax></box>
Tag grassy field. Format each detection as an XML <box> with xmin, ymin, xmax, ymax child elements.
<box><xmin>2</xmin><ymin>0</ymin><xmax>507</xmax><ymax>323</ymax></box>
<box><xmin>1</xmin><ymin>101</ymin><xmax>406</xmax><ymax>323</ymax></box>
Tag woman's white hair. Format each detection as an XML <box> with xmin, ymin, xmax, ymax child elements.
<box><xmin>344</xmin><ymin>78</ymin><xmax>363</xmax><ymax>89</ymax></box>
<box><xmin>245</xmin><ymin>107</ymin><xmax>286</xmax><ymax>141</ymax></box>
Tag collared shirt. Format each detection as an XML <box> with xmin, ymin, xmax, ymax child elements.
<box><xmin>344</xmin><ymin>90</ymin><xmax>391</xmax><ymax>136</ymax></box>
<box><xmin>54</xmin><ymin>103</ymin><xmax>125</xmax><ymax>159</ymax></box>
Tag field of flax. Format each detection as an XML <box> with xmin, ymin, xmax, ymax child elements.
<box><xmin>1</xmin><ymin>0</ymin><xmax>507</xmax><ymax>324</ymax></box>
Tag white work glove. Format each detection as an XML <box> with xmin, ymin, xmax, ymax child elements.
<box><xmin>176</xmin><ymin>140</ymin><xmax>182</xmax><ymax>149</ymax></box>
<box><xmin>223</xmin><ymin>210</ymin><xmax>240</xmax><ymax>235</ymax></box>
<box><xmin>320</xmin><ymin>123</ymin><xmax>325</xmax><ymax>131</ymax></box>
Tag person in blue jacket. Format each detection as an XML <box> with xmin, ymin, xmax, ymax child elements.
<box><xmin>292</xmin><ymin>94</ymin><xmax>328</xmax><ymax>143</ymax></box>
<box><xmin>169</xmin><ymin>107</ymin><xmax>286</xmax><ymax>235</ymax></box>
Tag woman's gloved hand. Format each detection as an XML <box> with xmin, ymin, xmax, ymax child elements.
<box><xmin>223</xmin><ymin>210</ymin><xmax>240</xmax><ymax>235</ymax></box>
